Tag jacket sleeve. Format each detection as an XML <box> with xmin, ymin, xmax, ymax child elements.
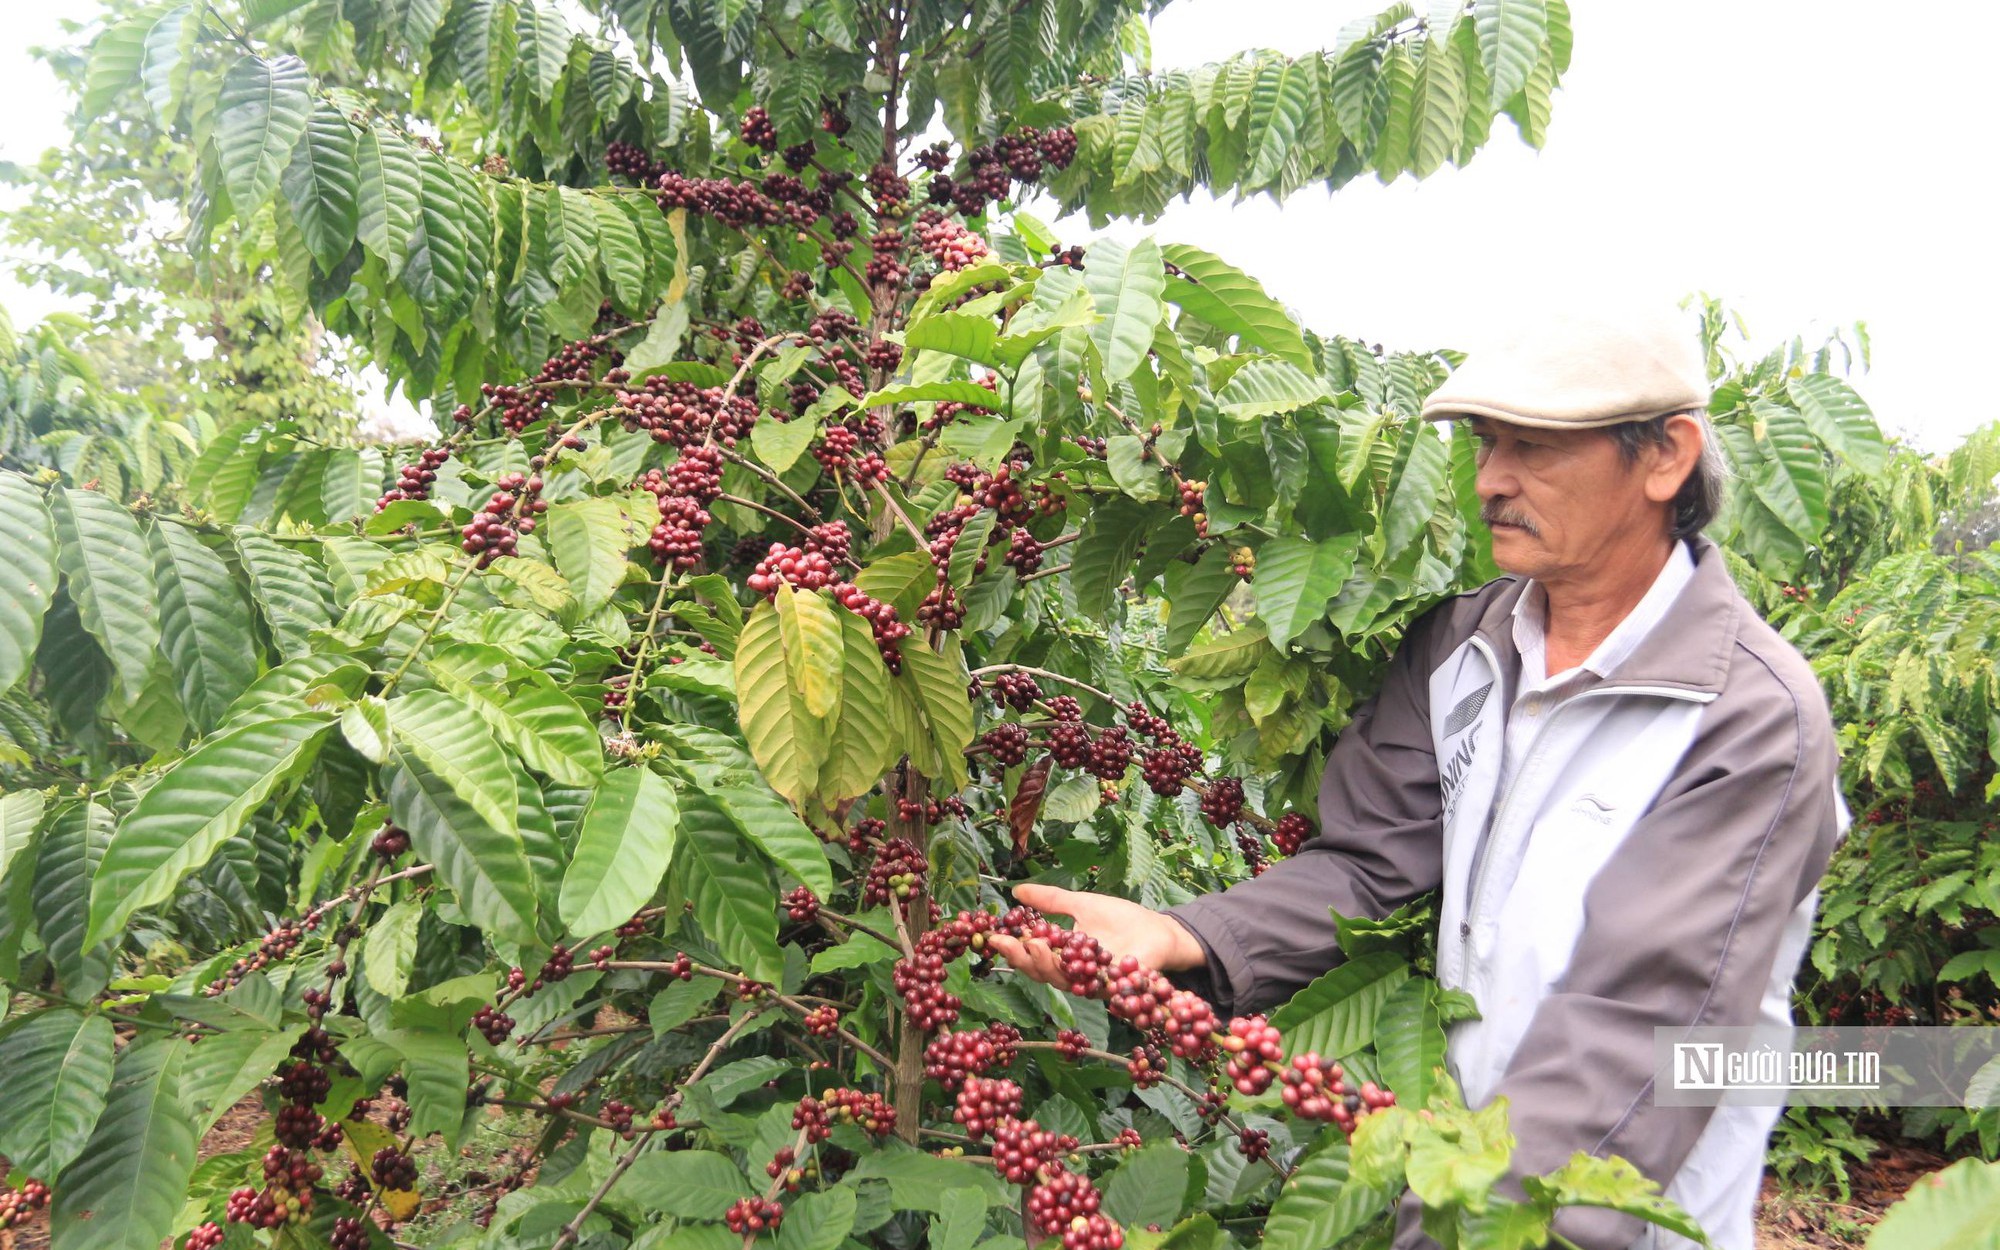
<box><xmin>1399</xmin><ymin>650</ymin><xmax>1843</xmax><ymax>1249</ymax></box>
<box><xmin>1163</xmin><ymin>608</ymin><xmax>1449</xmax><ymax>1016</ymax></box>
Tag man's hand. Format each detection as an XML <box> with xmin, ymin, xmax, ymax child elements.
<box><xmin>985</xmin><ymin>883</ymin><xmax>1207</xmax><ymax>988</ymax></box>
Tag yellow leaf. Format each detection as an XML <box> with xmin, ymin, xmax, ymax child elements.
<box><xmin>775</xmin><ymin>584</ymin><xmax>844</xmax><ymax>721</ymax></box>
<box><xmin>339</xmin><ymin>1119</ymin><xmax>421</xmax><ymax>1219</ymax></box>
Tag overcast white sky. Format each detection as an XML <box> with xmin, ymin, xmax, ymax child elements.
<box><xmin>3</xmin><ymin>2</ymin><xmax>1994</xmax><ymax>450</ymax></box>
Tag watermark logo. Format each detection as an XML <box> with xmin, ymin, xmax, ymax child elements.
<box><xmin>1655</xmin><ymin>1026</ymin><xmax>2000</xmax><ymax>1108</ymax></box>
<box><xmin>1670</xmin><ymin>1041</ymin><xmax>1879</xmax><ymax>1091</ymax></box>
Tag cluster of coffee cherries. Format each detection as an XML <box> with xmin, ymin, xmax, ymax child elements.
<box><xmin>809</xmin><ymin>420</ymin><xmax>889</xmax><ymax>483</ymax></box>
<box><xmin>1041</xmin><ymin>719</ymin><xmax>1127</xmax><ymax>784</ymax></box>
<box><xmin>913</xmin><ymin>210</ymin><xmax>993</xmax><ymax>271</ymax></box>
<box><xmin>183</xmin><ymin>1222</ymin><xmax>225</xmax><ymax>1250</ymax></box>
<box><xmin>979</xmin><ymin>681</ymin><xmax>1212</xmax><ymax>800</ymax></box>
<box><xmin>923</xmin><ymin>1021</ymin><xmax>1021</xmax><ymax>1090</ymax></box>
<box><xmin>1177</xmin><ymin>478</ymin><xmax>1208</xmax><ymax>537</ymax></box>
<box><xmin>724</xmin><ymin>1091</ymin><xmax>895</xmax><ymax>1239</ymax></box>
<box><xmin>203</xmin><ymin>914</ymin><xmax>305</xmax><ymax>995</ymax></box>
<box><xmin>656</xmin><ymin>171</ymin><xmax>793</xmax><ymax>230</ymax></box>
<box><xmin>1264</xmin><ymin>808</ymin><xmax>1312</xmax><ymax>856</ymax></box>
<box><xmin>992</xmin><ymin>1115</ymin><xmax>1122</xmax><ymax>1250</ymax></box>
<box><xmin>989</xmin><ymin>1116</ymin><xmax>1080</xmax><ymax>1185</ymax></box>
<box><xmin>799</xmin><ymin>1088</ymin><xmax>897</xmax><ymax>1138</ymax></box>
<box><xmin>329</xmin><ymin>1216</ymin><xmax>370</xmax><ymax>1250</ymax></box>
<box><xmin>745</xmin><ymin>523</ymin><xmax>911</xmax><ymax>672</ymax></box>
<box><xmin>1119</xmin><ymin>701</ymin><xmax>1204</xmax><ymax>798</ymax></box>
<box><xmin>0</xmin><ymin>1179</ymin><xmax>49</xmax><ymax>1229</ymax></box>
<box><xmin>376</xmin><ymin>444</ymin><xmax>452</xmax><ymax>509</ymax></box>
<box><xmin>980</xmin><ymin>720</ymin><xmax>1031</xmax><ymax>766</ymax></box>
<box><xmin>745</xmin><ymin>541</ymin><xmax>827</xmax><ymax>591</ymax></box>
<box><xmin>472</xmin><ymin>1003</ymin><xmax>516</xmax><ymax>1046</ymax></box>
<box><xmin>224</xmin><ymin>993</ymin><xmax>352</xmax><ymax>1229</ymax></box>
<box><xmin>832</xmin><ymin>577</ymin><xmax>912</xmax><ymax>673</ymax></box>
<box><xmin>894</xmin><ymin>907</ymin><xmax>1002</xmax><ymax>1031</ymax></box>
<box><xmin>608</xmin><ymin>115</ymin><xmax>1080</xmax><ymax>332</ymax></box>
<box><xmin>999</xmin><ymin>909</ymin><xmax>1222</xmax><ymax>1060</ymax></box>
<box><xmin>636</xmin><ymin>444</ymin><xmax>724</xmax><ymax>570</ymax></box>
<box><xmin>1219</xmin><ymin>805</ymin><xmax>1314</xmax><ymax>871</ymax></box>
<box><xmin>990</xmin><ymin>671</ymin><xmax>1041</xmax><ymax>711</ymax></box>
<box><xmin>1271</xmin><ymin>812</ymin><xmax>1312</xmax><ymax>857</ymax></box>
<box><xmin>1221</xmin><ymin>1015</ymin><xmax>1394</xmax><ymax>1133</ymax></box>
<box><xmin>922</xmin><ymin>127</ymin><xmax>1079</xmax><ymax>219</ymax></box>
<box><xmin>1231</xmin><ymin>545</ymin><xmax>1256</xmax><ymax>579</ymax></box>
<box><xmin>927</xmin><ymin>375</ymin><xmax>1001</xmax><ymax>431</ymax></box>
<box><xmin>615</xmin><ymin>375</ymin><xmax>761</xmax><ymax>449</ymax></box>
<box><xmin>1199</xmin><ymin>776</ymin><xmax>1245</xmax><ymax>827</ymax></box>
<box><xmin>774</xmin><ymin>314</ymin><xmax>869</xmax><ymax>411</ymax></box>
<box><xmin>465</xmin><ymin>335</ymin><xmax>617</xmax><ymax>435</ymax></box>
<box><xmin>459</xmin><ymin>471</ymin><xmax>546</xmax><ymax>567</ymax></box>
<box><xmin>739</xmin><ymin>105</ymin><xmax>778</xmax><ymax>150</ymax></box>
<box><xmin>913</xmin><ymin>459</ymin><xmax>1061</xmax><ymax>624</ymax></box>
<box><xmin>226</xmin><ymin>1140</ymin><xmax>325</xmax><ymax>1230</ymax></box>
<box><xmin>862</xmin><ymin>837</ymin><xmax>927</xmax><ymax>908</ymax></box>
<box><xmin>1235</xmin><ymin>829</ymin><xmax>1269</xmax><ymax>876</ymax></box>
<box><xmin>370</xmin><ymin>1146</ymin><xmax>419</xmax><ymax>1191</ymax></box>
<box><xmin>1279</xmin><ymin>1053</ymin><xmax>1396</xmax><ymax>1130</ymax></box>
<box><xmin>605</xmin><ymin>139</ymin><xmax>666</xmax><ymax>185</ymax></box>
<box><xmin>783</xmin><ymin>884</ymin><xmax>820</xmax><ymax>924</ymax></box>
<box><xmin>954</xmin><ymin>1074</ymin><xmax>1025</xmax><ymax>1138</ymax></box>
<box><xmin>725</xmin><ymin>1195</ymin><xmax>786</xmax><ymax>1236</ymax></box>
<box><xmin>370</xmin><ymin>822</ymin><xmax>411</xmax><ymax>858</ymax></box>
<box><xmin>863</xmin><ymin>338</ymin><xmax>902</xmax><ymax>372</ymax></box>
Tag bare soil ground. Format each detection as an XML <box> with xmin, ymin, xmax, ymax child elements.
<box><xmin>1754</xmin><ymin>1143</ymin><xmax>1950</xmax><ymax>1249</ymax></box>
<box><xmin>2</xmin><ymin>1097</ymin><xmax>263</xmax><ymax>1250</ymax></box>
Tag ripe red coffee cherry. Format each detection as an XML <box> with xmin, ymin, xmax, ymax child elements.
<box><xmin>1200</xmin><ymin>777</ymin><xmax>1245</xmax><ymax>827</ymax></box>
<box><xmin>1272</xmin><ymin>813</ymin><xmax>1313</xmax><ymax>857</ymax></box>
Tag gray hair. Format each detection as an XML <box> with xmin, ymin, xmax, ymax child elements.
<box><xmin>1607</xmin><ymin>410</ymin><xmax>1728</xmax><ymax>538</ymax></box>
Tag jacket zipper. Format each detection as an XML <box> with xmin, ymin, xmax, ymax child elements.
<box><xmin>1453</xmin><ymin>642</ymin><xmax>1712</xmax><ymax>984</ymax></box>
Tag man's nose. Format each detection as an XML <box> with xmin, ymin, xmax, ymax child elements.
<box><xmin>1473</xmin><ymin>446</ymin><xmax>1518</xmax><ymax>501</ymax></box>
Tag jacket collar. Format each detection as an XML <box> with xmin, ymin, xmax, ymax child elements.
<box><xmin>1467</xmin><ymin>535</ymin><xmax>1739</xmax><ymax>697</ymax></box>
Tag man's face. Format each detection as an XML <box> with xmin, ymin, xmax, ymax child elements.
<box><xmin>1467</xmin><ymin>417</ymin><xmax>1661</xmax><ymax>584</ymax></box>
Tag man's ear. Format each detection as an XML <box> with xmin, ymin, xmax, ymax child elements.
<box><xmin>1642</xmin><ymin>413</ymin><xmax>1705</xmax><ymax>505</ymax></box>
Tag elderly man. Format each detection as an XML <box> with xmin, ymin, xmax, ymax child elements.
<box><xmin>988</xmin><ymin>310</ymin><xmax>1844</xmax><ymax>1249</ymax></box>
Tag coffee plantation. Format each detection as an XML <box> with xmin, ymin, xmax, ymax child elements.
<box><xmin>1</xmin><ymin>1</ymin><xmax>1985</xmax><ymax>1248</ymax></box>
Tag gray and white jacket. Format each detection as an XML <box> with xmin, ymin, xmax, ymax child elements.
<box><xmin>1166</xmin><ymin>536</ymin><xmax>1844</xmax><ymax>1250</ymax></box>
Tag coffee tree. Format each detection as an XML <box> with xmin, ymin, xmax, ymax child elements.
<box><xmin>0</xmin><ymin>2</ymin><xmax>1879</xmax><ymax>1248</ymax></box>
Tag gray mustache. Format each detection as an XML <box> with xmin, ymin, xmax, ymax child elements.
<box><xmin>1480</xmin><ymin>502</ymin><xmax>1541</xmax><ymax>536</ymax></box>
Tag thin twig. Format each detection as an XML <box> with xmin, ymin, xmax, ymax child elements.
<box><xmin>618</xmin><ymin>572</ymin><xmax>679</xmax><ymax>732</ymax></box>
<box><xmin>719</xmin><ymin>447</ymin><xmax>823</xmax><ymax>520</ymax></box>
<box><xmin>601</xmin><ymin>961</ymin><xmax>895</xmax><ymax>1070</ymax></box>
<box><xmin>868</xmin><ymin>478</ymin><xmax>931</xmax><ymax>548</ymax></box>
<box><xmin>888</xmin><ymin>898</ymin><xmax>918</xmax><ymax>961</ymax></box>
<box><xmin>742</xmin><ymin>1125</ymin><xmax>817</xmax><ymax>1250</ymax></box>
<box><xmin>970</xmin><ymin>663</ymin><xmax>1116</xmax><ymax>705</ymax></box>
<box><xmin>378</xmin><ymin>560</ymin><xmax>477</xmax><ymax>696</ymax></box>
<box><xmin>1015</xmin><ymin>1040</ymin><xmax>1291</xmax><ymax>1179</ymax></box>
<box><xmin>549</xmin><ymin>1010</ymin><xmax>769</xmax><ymax>1250</ymax></box>
<box><xmin>817</xmin><ymin>906</ymin><xmax>899</xmax><ymax>948</ymax></box>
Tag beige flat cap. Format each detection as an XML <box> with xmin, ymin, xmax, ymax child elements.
<box><xmin>1420</xmin><ymin>307</ymin><xmax>1710</xmax><ymax>429</ymax></box>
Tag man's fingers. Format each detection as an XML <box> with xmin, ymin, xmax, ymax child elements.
<box><xmin>986</xmin><ymin>933</ymin><xmax>1030</xmax><ymax>969</ymax></box>
<box><xmin>1026</xmin><ymin>938</ymin><xmax>1064</xmax><ymax>984</ymax></box>
<box><xmin>987</xmin><ymin>933</ymin><xmax>1069</xmax><ymax>989</ymax></box>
